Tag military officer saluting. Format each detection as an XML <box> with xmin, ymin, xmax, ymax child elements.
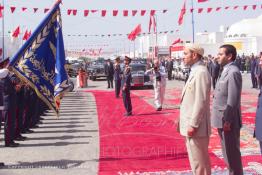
<box><xmin>121</xmin><ymin>56</ymin><xmax>132</xmax><ymax>116</ymax></box>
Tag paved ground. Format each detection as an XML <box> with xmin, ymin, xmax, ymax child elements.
<box><xmin>0</xmin><ymin>91</ymin><xmax>99</xmax><ymax>175</ymax></box>
<box><xmin>0</xmin><ymin>73</ymin><xmax>259</xmax><ymax>175</ymax></box>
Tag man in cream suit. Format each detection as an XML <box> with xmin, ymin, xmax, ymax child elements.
<box><xmin>212</xmin><ymin>44</ymin><xmax>243</xmax><ymax>175</ymax></box>
<box><xmin>179</xmin><ymin>44</ymin><xmax>211</xmax><ymax>175</ymax></box>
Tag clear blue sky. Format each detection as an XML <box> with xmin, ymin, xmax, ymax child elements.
<box><xmin>3</xmin><ymin>0</ymin><xmax>262</xmax><ymax>50</ymax></box>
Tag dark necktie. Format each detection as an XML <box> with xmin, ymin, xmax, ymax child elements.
<box><xmin>218</xmin><ymin>67</ymin><xmax>223</xmax><ymax>79</ymax></box>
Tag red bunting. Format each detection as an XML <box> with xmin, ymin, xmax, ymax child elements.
<box><xmin>67</xmin><ymin>9</ymin><xmax>72</xmax><ymax>15</ymax></box>
<box><xmin>22</xmin><ymin>7</ymin><xmax>27</xmax><ymax>12</ymax></box>
<box><xmin>243</xmin><ymin>6</ymin><xmax>248</xmax><ymax>10</ymax></box>
<box><xmin>23</xmin><ymin>30</ymin><xmax>30</xmax><ymax>40</ymax></box>
<box><xmin>44</xmin><ymin>8</ymin><xmax>49</xmax><ymax>13</ymax></box>
<box><xmin>73</xmin><ymin>10</ymin><xmax>77</xmax><ymax>16</ymax></box>
<box><xmin>113</xmin><ymin>10</ymin><xmax>118</xmax><ymax>16</ymax></box>
<box><xmin>132</xmin><ymin>10</ymin><xmax>137</xmax><ymax>16</ymax></box>
<box><xmin>207</xmin><ymin>8</ymin><xmax>212</xmax><ymax>13</ymax></box>
<box><xmin>10</xmin><ymin>7</ymin><xmax>16</xmax><ymax>13</ymax></box>
<box><xmin>141</xmin><ymin>10</ymin><xmax>146</xmax><ymax>16</ymax></box>
<box><xmin>123</xmin><ymin>10</ymin><xmax>128</xmax><ymax>17</ymax></box>
<box><xmin>233</xmin><ymin>6</ymin><xmax>239</xmax><ymax>10</ymax></box>
<box><xmin>0</xmin><ymin>48</ymin><xmax>2</xmax><ymax>56</ymax></box>
<box><xmin>216</xmin><ymin>7</ymin><xmax>221</xmax><ymax>11</ymax></box>
<box><xmin>101</xmin><ymin>10</ymin><xmax>106</xmax><ymax>17</ymax></box>
<box><xmin>150</xmin><ymin>10</ymin><xmax>156</xmax><ymax>16</ymax></box>
<box><xmin>190</xmin><ymin>8</ymin><xmax>194</xmax><ymax>13</ymax></box>
<box><xmin>198</xmin><ymin>8</ymin><xmax>203</xmax><ymax>13</ymax></box>
<box><xmin>178</xmin><ymin>0</ymin><xmax>186</xmax><ymax>25</ymax></box>
<box><xmin>163</xmin><ymin>10</ymin><xmax>168</xmax><ymax>13</ymax></box>
<box><xmin>198</xmin><ymin>0</ymin><xmax>208</xmax><ymax>2</ymax></box>
<box><xmin>253</xmin><ymin>5</ymin><xmax>257</xmax><ymax>10</ymax></box>
<box><xmin>33</xmin><ymin>8</ymin><xmax>38</xmax><ymax>13</ymax></box>
<box><xmin>84</xmin><ymin>10</ymin><xmax>89</xmax><ymax>17</ymax></box>
<box><xmin>91</xmin><ymin>10</ymin><xmax>98</xmax><ymax>13</ymax></box>
<box><xmin>225</xmin><ymin>6</ymin><xmax>230</xmax><ymax>10</ymax></box>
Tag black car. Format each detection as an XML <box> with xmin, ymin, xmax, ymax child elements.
<box><xmin>130</xmin><ymin>63</ymin><xmax>153</xmax><ymax>89</ymax></box>
<box><xmin>88</xmin><ymin>61</ymin><xmax>107</xmax><ymax>81</ymax></box>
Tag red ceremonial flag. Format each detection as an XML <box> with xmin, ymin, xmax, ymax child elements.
<box><xmin>207</xmin><ymin>7</ymin><xmax>212</xmax><ymax>13</ymax></box>
<box><xmin>132</xmin><ymin>10</ymin><xmax>137</xmax><ymax>16</ymax></box>
<box><xmin>33</xmin><ymin>8</ymin><xmax>38</xmax><ymax>13</ymax></box>
<box><xmin>216</xmin><ymin>7</ymin><xmax>221</xmax><ymax>11</ymax></box>
<box><xmin>150</xmin><ymin>10</ymin><xmax>156</xmax><ymax>16</ymax></box>
<box><xmin>0</xmin><ymin>6</ymin><xmax>3</xmax><ymax>18</ymax></box>
<box><xmin>253</xmin><ymin>5</ymin><xmax>257</xmax><ymax>10</ymax></box>
<box><xmin>12</xmin><ymin>26</ymin><xmax>20</xmax><ymax>38</ymax></box>
<box><xmin>67</xmin><ymin>9</ymin><xmax>72</xmax><ymax>15</ymax></box>
<box><xmin>198</xmin><ymin>0</ymin><xmax>208</xmax><ymax>2</ymax></box>
<box><xmin>22</xmin><ymin>7</ymin><xmax>27</xmax><ymax>12</ymax></box>
<box><xmin>123</xmin><ymin>10</ymin><xmax>128</xmax><ymax>16</ymax></box>
<box><xmin>149</xmin><ymin>14</ymin><xmax>156</xmax><ymax>33</ymax></box>
<box><xmin>141</xmin><ymin>10</ymin><xmax>146</xmax><ymax>16</ymax></box>
<box><xmin>198</xmin><ymin>8</ymin><xmax>203</xmax><ymax>13</ymax></box>
<box><xmin>44</xmin><ymin>8</ymin><xmax>49</xmax><ymax>13</ymax></box>
<box><xmin>113</xmin><ymin>10</ymin><xmax>118</xmax><ymax>16</ymax></box>
<box><xmin>172</xmin><ymin>38</ymin><xmax>181</xmax><ymax>46</ymax></box>
<box><xmin>243</xmin><ymin>6</ymin><xmax>248</xmax><ymax>10</ymax></box>
<box><xmin>10</xmin><ymin>7</ymin><xmax>16</xmax><ymax>13</ymax></box>
<box><xmin>84</xmin><ymin>10</ymin><xmax>89</xmax><ymax>17</ymax></box>
<box><xmin>178</xmin><ymin>0</ymin><xmax>186</xmax><ymax>26</ymax></box>
<box><xmin>73</xmin><ymin>10</ymin><xmax>77</xmax><ymax>16</ymax></box>
<box><xmin>233</xmin><ymin>6</ymin><xmax>239</xmax><ymax>10</ymax></box>
<box><xmin>128</xmin><ymin>24</ymin><xmax>142</xmax><ymax>41</ymax></box>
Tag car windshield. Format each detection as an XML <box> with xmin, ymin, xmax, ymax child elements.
<box><xmin>130</xmin><ymin>64</ymin><xmax>146</xmax><ymax>72</ymax></box>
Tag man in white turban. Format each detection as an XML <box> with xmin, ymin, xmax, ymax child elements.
<box><xmin>179</xmin><ymin>44</ymin><xmax>212</xmax><ymax>175</ymax></box>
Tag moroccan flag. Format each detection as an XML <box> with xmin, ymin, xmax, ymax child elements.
<box><xmin>128</xmin><ymin>24</ymin><xmax>142</xmax><ymax>41</ymax></box>
<box><xmin>9</xmin><ymin>0</ymin><xmax>69</xmax><ymax>115</ymax></box>
<box><xmin>198</xmin><ymin>0</ymin><xmax>208</xmax><ymax>2</ymax></box>
<box><xmin>172</xmin><ymin>38</ymin><xmax>181</xmax><ymax>45</ymax></box>
<box><xmin>149</xmin><ymin>14</ymin><xmax>156</xmax><ymax>33</ymax></box>
<box><xmin>12</xmin><ymin>26</ymin><xmax>20</xmax><ymax>38</ymax></box>
<box><xmin>178</xmin><ymin>0</ymin><xmax>186</xmax><ymax>26</ymax></box>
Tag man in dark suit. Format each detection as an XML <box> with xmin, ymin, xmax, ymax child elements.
<box><xmin>0</xmin><ymin>68</ymin><xmax>19</xmax><ymax>147</ymax></box>
<box><xmin>114</xmin><ymin>57</ymin><xmax>122</xmax><ymax>98</ymax></box>
<box><xmin>104</xmin><ymin>59</ymin><xmax>114</xmax><ymax>89</ymax></box>
<box><xmin>255</xmin><ymin>52</ymin><xmax>262</xmax><ymax>154</ymax></box>
<box><xmin>250</xmin><ymin>55</ymin><xmax>258</xmax><ymax>88</ymax></box>
<box><xmin>211</xmin><ymin>58</ymin><xmax>220</xmax><ymax>89</ymax></box>
<box><xmin>121</xmin><ymin>56</ymin><xmax>132</xmax><ymax>116</ymax></box>
<box><xmin>166</xmin><ymin>57</ymin><xmax>173</xmax><ymax>80</ymax></box>
<box><xmin>212</xmin><ymin>44</ymin><xmax>243</xmax><ymax>175</ymax></box>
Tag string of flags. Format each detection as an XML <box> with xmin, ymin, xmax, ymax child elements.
<box><xmin>0</xmin><ymin>4</ymin><xmax>261</xmax><ymax>18</ymax></box>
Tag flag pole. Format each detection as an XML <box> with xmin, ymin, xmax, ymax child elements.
<box><xmin>2</xmin><ymin>0</ymin><xmax>5</xmax><ymax>61</ymax></box>
<box><xmin>191</xmin><ymin>0</ymin><xmax>195</xmax><ymax>43</ymax></box>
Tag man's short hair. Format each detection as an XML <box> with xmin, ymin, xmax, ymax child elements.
<box><xmin>220</xmin><ymin>44</ymin><xmax>237</xmax><ymax>61</ymax></box>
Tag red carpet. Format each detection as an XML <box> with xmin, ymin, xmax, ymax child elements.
<box><xmin>90</xmin><ymin>90</ymin><xmax>225</xmax><ymax>175</ymax></box>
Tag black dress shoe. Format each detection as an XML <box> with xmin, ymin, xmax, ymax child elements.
<box><xmin>14</xmin><ymin>136</ymin><xmax>27</xmax><ymax>141</ymax></box>
<box><xmin>26</xmin><ymin>129</ymin><xmax>34</xmax><ymax>133</ymax></box>
<box><xmin>156</xmin><ymin>107</ymin><xmax>162</xmax><ymax>111</ymax></box>
<box><xmin>124</xmin><ymin>112</ymin><xmax>132</xmax><ymax>116</ymax></box>
<box><xmin>0</xmin><ymin>162</ymin><xmax>5</xmax><ymax>167</ymax></box>
<box><xmin>31</xmin><ymin>125</ymin><xmax>39</xmax><ymax>128</ymax></box>
<box><xmin>5</xmin><ymin>142</ymin><xmax>19</xmax><ymax>147</ymax></box>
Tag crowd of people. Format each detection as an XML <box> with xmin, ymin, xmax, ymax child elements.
<box><xmin>107</xmin><ymin>45</ymin><xmax>262</xmax><ymax>175</ymax></box>
<box><xmin>0</xmin><ymin>58</ymin><xmax>48</xmax><ymax>167</ymax></box>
